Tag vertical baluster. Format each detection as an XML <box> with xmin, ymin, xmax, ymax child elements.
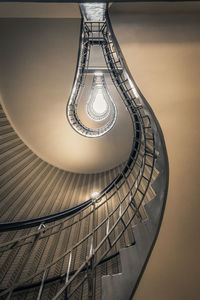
<box><xmin>87</xmin><ymin>201</ymin><xmax>96</xmax><ymax>299</ymax></box>
<box><xmin>106</xmin><ymin>218</ymin><xmax>110</xmax><ymax>236</ymax></box>
<box><xmin>37</xmin><ymin>270</ymin><xmax>47</xmax><ymax>300</ymax></box>
<box><xmin>87</xmin><ymin>257</ymin><xmax>94</xmax><ymax>300</ymax></box>
<box><xmin>64</xmin><ymin>251</ymin><xmax>72</xmax><ymax>300</ymax></box>
<box><xmin>6</xmin><ymin>225</ymin><xmax>43</xmax><ymax>300</ymax></box>
<box><xmin>115</xmin><ymin>184</ymin><xmax>122</xmax><ymax>218</ymax></box>
<box><xmin>105</xmin><ymin>193</ymin><xmax>112</xmax><ymax>249</ymax></box>
<box><xmin>65</xmin><ymin>252</ymin><xmax>72</xmax><ymax>284</ymax></box>
<box><xmin>105</xmin><ymin>193</ymin><xmax>110</xmax><ymax>236</ymax></box>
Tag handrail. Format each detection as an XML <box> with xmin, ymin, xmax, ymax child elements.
<box><xmin>0</xmin><ymin>4</ymin><xmax>168</xmax><ymax>300</ymax></box>
<box><xmin>0</xmin><ymin>251</ymin><xmax>120</xmax><ymax>293</ymax></box>
<box><xmin>0</xmin><ymin>141</ymin><xmax>145</xmax><ymax>251</ymax></box>
<box><xmin>0</xmin><ymin>199</ymin><xmax>92</xmax><ymax>232</ymax></box>
<box><xmin>0</xmin><ymin>132</ymin><xmax>152</xmax><ymax>295</ymax></box>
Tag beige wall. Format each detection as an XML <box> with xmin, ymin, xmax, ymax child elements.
<box><xmin>110</xmin><ymin>4</ymin><xmax>200</xmax><ymax>300</ymax></box>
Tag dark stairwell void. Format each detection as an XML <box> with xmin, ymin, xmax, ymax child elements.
<box><xmin>0</xmin><ymin>3</ymin><xmax>168</xmax><ymax>300</ymax></box>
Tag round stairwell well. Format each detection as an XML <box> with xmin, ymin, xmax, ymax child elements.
<box><xmin>0</xmin><ymin>3</ymin><xmax>168</xmax><ymax>300</ymax></box>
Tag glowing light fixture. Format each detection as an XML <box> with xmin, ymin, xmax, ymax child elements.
<box><xmin>92</xmin><ymin>92</ymin><xmax>108</xmax><ymax>115</ymax></box>
<box><xmin>86</xmin><ymin>74</ymin><xmax>116</xmax><ymax>122</ymax></box>
<box><xmin>91</xmin><ymin>191</ymin><xmax>99</xmax><ymax>199</ymax></box>
<box><xmin>94</xmin><ymin>72</ymin><xmax>103</xmax><ymax>77</ymax></box>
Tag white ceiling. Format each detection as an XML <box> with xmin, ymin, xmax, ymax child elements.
<box><xmin>0</xmin><ymin>17</ymin><xmax>133</xmax><ymax>174</ymax></box>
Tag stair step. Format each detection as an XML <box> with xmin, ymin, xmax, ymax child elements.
<box><xmin>102</xmin><ymin>219</ymin><xmax>154</xmax><ymax>300</ymax></box>
<box><xmin>144</xmin><ymin>196</ymin><xmax>160</xmax><ymax>228</ymax></box>
<box><xmin>102</xmin><ymin>157</ymin><xmax>168</xmax><ymax>300</ymax></box>
<box><xmin>102</xmin><ymin>273</ymin><xmax>124</xmax><ymax>300</ymax></box>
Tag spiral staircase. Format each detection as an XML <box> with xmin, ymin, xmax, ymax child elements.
<box><xmin>0</xmin><ymin>3</ymin><xmax>168</xmax><ymax>300</ymax></box>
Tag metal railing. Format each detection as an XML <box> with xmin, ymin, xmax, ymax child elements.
<box><xmin>0</xmin><ymin>139</ymin><xmax>155</xmax><ymax>299</ymax></box>
<box><xmin>0</xmin><ymin>6</ymin><xmax>169</xmax><ymax>300</ymax></box>
<box><xmin>66</xmin><ymin>21</ymin><xmax>118</xmax><ymax>138</ymax></box>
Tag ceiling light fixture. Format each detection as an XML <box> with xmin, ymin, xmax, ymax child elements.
<box><xmin>86</xmin><ymin>74</ymin><xmax>115</xmax><ymax>122</ymax></box>
<box><xmin>92</xmin><ymin>92</ymin><xmax>108</xmax><ymax>115</ymax></box>
<box><xmin>91</xmin><ymin>191</ymin><xmax>99</xmax><ymax>199</ymax></box>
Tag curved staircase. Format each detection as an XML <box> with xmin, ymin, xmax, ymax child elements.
<box><xmin>0</xmin><ymin>3</ymin><xmax>168</xmax><ymax>300</ymax></box>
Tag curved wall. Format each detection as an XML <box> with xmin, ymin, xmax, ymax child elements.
<box><xmin>110</xmin><ymin>3</ymin><xmax>200</xmax><ymax>300</ymax></box>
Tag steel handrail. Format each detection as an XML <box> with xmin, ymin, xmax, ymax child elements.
<box><xmin>0</xmin><ymin>9</ymin><xmax>164</xmax><ymax>300</ymax></box>
<box><xmin>0</xmin><ymin>140</ymin><xmax>154</xmax><ymax>297</ymax></box>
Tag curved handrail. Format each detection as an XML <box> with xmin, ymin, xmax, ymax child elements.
<box><xmin>0</xmin><ymin>148</ymin><xmax>155</xmax><ymax>297</ymax></box>
<box><xmin>0</xmin><ymin>4</ymin><xmax>168</xmax><ymax>300</ymax></box>
<box><xmin>0</xmin><ymin>199</ymin><xmax>92</xmax><ymax>232</ymax></box>
<box><xmin>0</xmin><ymin>136</ymin><xmax>144</xmax><ymax>251</ymax></box>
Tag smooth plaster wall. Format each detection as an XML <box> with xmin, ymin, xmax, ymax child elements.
<box><xmin>110</xmin><ymin>5</ymin><xmax>200</xmax><ymax>300</ymax></box>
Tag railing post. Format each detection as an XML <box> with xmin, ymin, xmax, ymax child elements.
<box><xmin>37</xmin><ymin>270</ymin><xmax>47</xmax><ymax>300</ymax></box>
<box><xmin>63</xmin><ymin>251</ymin><xmax>72</xmax><ymax>300</ymax></box>
<box><xmin>65</xmin><ymin>252</ymin><xmax>72</xmax><ymax>284</ymax></box>
<box><xmin>5</xmin><ymin>225</ymin><xmax>43</xmax><ymax>300</ymax></box>
<box><xmin>87</xmin><ymin>256</ymin><xmax>94</xmax><ymax>300</ymax></box>
<box><xmin>87</xmin><ymin>200</ymin><xmax>96</xmax><ymax>299</ymax></box>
